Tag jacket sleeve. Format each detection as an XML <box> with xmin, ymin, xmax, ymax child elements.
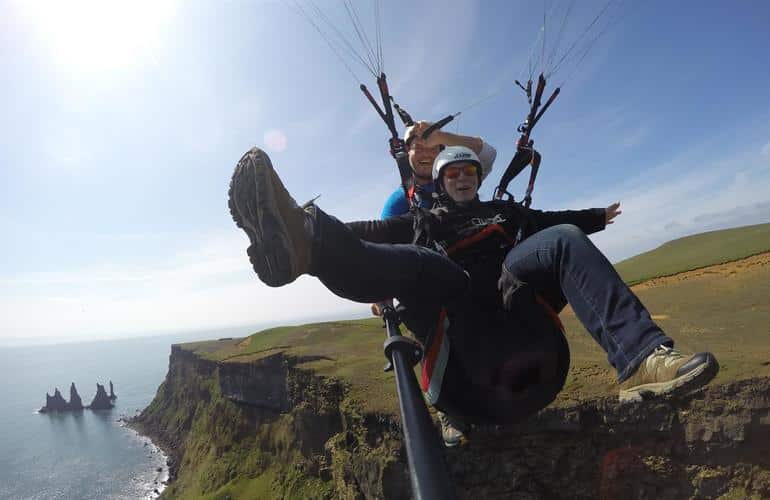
<box><xmin>478</xmin><ymin>141</ymin><xmax>497</xmax><ymax>181</ymax></box>
<box><xmin>380</xmin><ymin>188</ymin><xmax>408</xmax><ymax>219</ymax></box>
<box><xmin>525</xmin><ymin>207</ymin><xmax>607</xmax><ymax>235</ymax></box>
<box><xmin>346</xmin><ymin>214</ymin><xmax>415</xmax><ymax>244</ymax></box>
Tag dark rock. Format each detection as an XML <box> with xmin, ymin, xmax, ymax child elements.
<box><xmin>39</xmin><ymin>388</ymin><xmax>68</xmax><ymax>412</ymax></box>
<box><xmin>156</xmin><ymin>467</ymin><xmax>163</xmax><ymax>472</ymax></box>
<box><xmin>69</xmin><ymin>383</ymin><xmax>83</xmax><ymax>410</ymax></box>
<box><xmin>87</xmin><ymin>383</ymin><xmax>114</xmax><ymax>410</ymax></box>
<box><xmin>109</xmin><ymin>380</ymin><xmax>117</xmax><ymax>400</ymax></box>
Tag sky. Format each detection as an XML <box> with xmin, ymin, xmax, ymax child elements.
<box><xmin>1</xmin><ymin>0</ymin><xmax>769</xmax><ymax>345</ymax></box>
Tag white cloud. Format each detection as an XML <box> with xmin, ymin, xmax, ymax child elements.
<box><xmin>761</xmin><ymin>140</ymin><xmax>770</xmax><ymax>157</ymax></box>
<box><xmin>0</xmin><ymin>230</ymin><xmax>364</xmax><ymax>341</ymax></box>
<box><xmin>567</xmin><ymin>139</ymin><xmax>770</xmax><ymax>262</ymax></box>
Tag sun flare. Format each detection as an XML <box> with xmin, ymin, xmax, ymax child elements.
<box><xmin>15</xmin><ymin>0</ymin><xmax>178</xmax><ymax>76</ymax></box>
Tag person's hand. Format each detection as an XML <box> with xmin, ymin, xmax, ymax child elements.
<box><xmin>605</xmin><ymin>201</ymin><xmax>622</xmax><ymax>225</ymax></box>
<box><xmin>371</xmin><ymin>299</ymin><xmax>394</xmax><ymax>317</ymax></box>
<box><xmin>407</xmin><ymin>120</ymin><xmax>445</xmax><ymax>149</ymax></box>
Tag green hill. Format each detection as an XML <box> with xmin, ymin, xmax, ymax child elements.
<box><xmin>184</xmin><ymin>222</ymin><xmax>770</xmax><ymax>413</ymax></box>
<box><xmin>614</xmin><ymin>222</ymin><xmax>770</xmax><ymax>285</ymax></box>
<box><xmin>152</xmin><ymin>224</ymin><xmax>770</xmax><ymax>499</ymax></box>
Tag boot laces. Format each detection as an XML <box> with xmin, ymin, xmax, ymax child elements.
<box><xmin>652</xmin><ymin>345</ymin><xmax>685</xmax><ymax>369</ymax></box>
<box><xmin>437</xmin><ymin>411</ymin><xmax>465</xmax><ymax>433</ymax></box>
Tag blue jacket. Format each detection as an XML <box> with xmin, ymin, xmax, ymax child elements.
<box><xmin>380</xmin><ymin>183</ymin><xmax>436</xmax><ymax>219</ymax></box>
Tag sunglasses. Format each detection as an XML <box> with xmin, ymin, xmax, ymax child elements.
<box><xmin>443</xmin><ymin>164</ymin><xmax>479</xmax><ymax>180</ymax></box>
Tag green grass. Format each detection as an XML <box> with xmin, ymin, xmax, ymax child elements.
<box><xmin>181</xmin><ymin>319</ymin><xmax>401</xmax><ymax>415</ymax></box>
<box><xmin>181</xmin><ymin>223</ymin><xmax>770</xmax><ymax>414</ymax></box>
<box><xmin>614</xmin><ymin>222</ymin><xmax>770</xmax><ymax>285</ymax></box>
<box><xmin>161</xmin><ymin>224</ymin><xmax>770</xmax><ymax>498</ymax></box>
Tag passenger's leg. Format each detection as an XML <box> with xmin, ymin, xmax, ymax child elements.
<box><xmin>228</xmin><ymin>147</ymin><xmax>468</xmax><ymax>333</ymax></box>
<box><xmin>500</xmin><ymin>224</ymin><xmax>717</xmax><ymax>400</ymax></box>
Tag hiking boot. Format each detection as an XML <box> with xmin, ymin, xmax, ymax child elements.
<box><xmin>228</xmin><ymin>147</ymin><xmax>313</xmax><ymax>287</ymax></box>
<box><xmin>437</xmin><ymin>411</ymin><xmax>469</xmax><ymax>447</ymax></box>
<box><xmin>618</xmin><ymin>345</ymin><xmax>719</xmax><ymax>403</ymax></box>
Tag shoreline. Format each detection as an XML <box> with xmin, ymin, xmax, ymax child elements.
<box><xmin>121</xmin><ymin>416</ymin><xmax>174</xmax><ymax>498</ymax></box>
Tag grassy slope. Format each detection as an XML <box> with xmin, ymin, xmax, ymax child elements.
<box><xmin>188</xmin><ymin>319</ymin><xmax>400</xmax><ymax>416</ymax></box>
<box><xmin>614</xmin><ymin>222</ymin><xmax>770</xmax><ymax>285</ymax></box>
<box><xmin>184</xmin><ymin>223</ymin><xmax>770</xmax><ymax>417</ymax></box>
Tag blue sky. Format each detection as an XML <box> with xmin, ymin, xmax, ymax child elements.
<box><xmin>1</xmin><ymin>0</ymin><xmax>769</xmax><ymax>344</ymax></box>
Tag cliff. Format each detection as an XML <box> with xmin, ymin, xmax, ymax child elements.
<box><xmin>134</xmin><ymin>342</ymin><xmax>770</xmax><ymax>499</ymax></box>
<box><xmin>135</xmin><ymin>252</ymin><xmax>770</xmax><ymax>498</ymax></box>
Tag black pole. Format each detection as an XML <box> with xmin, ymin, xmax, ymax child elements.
<box><xmin>381</xmin><ymin>306</ymin><xmax>457</xmax><ymax>500</ymax></box>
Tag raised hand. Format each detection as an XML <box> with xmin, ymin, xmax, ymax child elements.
<box><xmin>605</xmin><ymin>201</ymin><xmax>622</xmax><ymax>225</ymax></box>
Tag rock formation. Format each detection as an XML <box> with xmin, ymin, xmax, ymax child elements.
<box><xmin>69</xmin><ymin>382</ymin><xmax>84</xmax><ymax>410</ymax></box>
<box><xmin>40</xmin><ymin>381</ymin><xmax>114</xmax><ymax>412</ymax></box>
<box><xmin>39</xmin><ymin>388</ymin><xmax>68</xmax><ymax>413</ymax></box>
<box><xmin>88</xmin><ymin>383</ymin><xmax>114</xmax><ymax>410</ymax></box>
<box><xmin>39</xmin><ymin>383</ymin><xmax>85</xmax><ymax>413</ymax></box>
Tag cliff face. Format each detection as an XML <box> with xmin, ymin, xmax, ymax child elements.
<box><xmin>133</xmin><ymin>346</ymin><xmax>406</xmax><ymax>499</ymax></box>
<box><xmin>136</xmin><ymin>345</ymin><xmax>770</xmax><ymax>499</ymax></box>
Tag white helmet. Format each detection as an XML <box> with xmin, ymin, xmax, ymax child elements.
<box><xmin>432</xmin><ymin>146</ymin><xmax>482</xmax><ymax>186</ymax></box>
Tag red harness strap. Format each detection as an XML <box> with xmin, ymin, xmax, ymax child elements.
<box><xmin>421</xmin><ymin>309</ymin><xmax>449</xmax><ymax>394</ymax></box>
<box><xmin>445</xmin><ymin>223</ymin><xmax>515</xmax><ymax>256</ymax></box>
<box><xmin>535</xmin><ymin>294</ymin><xmax>564</xmax><ymax>332</ymax></box>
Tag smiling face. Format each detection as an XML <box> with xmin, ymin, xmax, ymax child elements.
<box><xmin>408</xmin><ymin>140</ymin><xmax>442</xmax><ymax>183</ymax></box>
<box><xmin>441</xmin><ymin>162</ymin><xmax>480</xmax><ymax>203</ymax></box>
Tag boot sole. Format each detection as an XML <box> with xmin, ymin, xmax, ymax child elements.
<box><xmin>618</xmin><ymin>354</ymin><xmax>719</xmax><ymax>403</ymax></box>
<box><xmin>228</xmin><ymin>148</ymin><xmax>298</xmax><ymax>287</ymax></box>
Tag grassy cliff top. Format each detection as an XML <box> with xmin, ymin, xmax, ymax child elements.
<box><xmin>180</xmin><ymin>254</ymin><xmax>770</xmax><ymax>416</ymax></box>
<box><xmin>182</xmin><ymin>319</ymin><xmax>402</xmax><ymax>414</ymax></box>
<box><xmin>180</xmin><ymin>223</ymin><xmax>770</xmax><ymax>416</ymax></box>
<box><xmin>614</xmin><ymin>221</ymin><xmax>770</xmax><ymax>285</ymax></box>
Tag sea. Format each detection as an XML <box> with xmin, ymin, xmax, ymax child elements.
<box><xmin>0</xmin><ymin>328</ymin><xmax>260</xmax><ymax>500</ymax></box>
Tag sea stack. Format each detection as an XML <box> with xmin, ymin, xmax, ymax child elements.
<box><xmin>69</xmin><ymin>383</ymin><xmax>84</xmax><ymax>410</ymax></box>
<box><xmin>109</xmin><ymin>380</ymin><xmax>117</xmax><ymax>400</ymax></box>
<box><xmin>39</xmin><ymin>388</ymin><xmax>68</xmax><ymax>413</ymax></box>
<box><xmin>88</xmin><ymin>383</ymin><xmax>114</xmax><ymax>410</ymax></box>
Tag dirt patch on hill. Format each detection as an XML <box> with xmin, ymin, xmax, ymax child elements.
<box><xmin>631</xmin><ymin>251</ymin><xmax>770</xmax><ymax>291</ymax></box>
<box><xmin>557</xmin><ymin>250</ymin><xmax>770</xmax><ymax>404</ymax></box>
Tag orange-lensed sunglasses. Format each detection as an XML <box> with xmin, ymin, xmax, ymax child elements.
<box><xmin>443</xmin><ymin>164</ymin><xmax>479</xmax><ymax>179</ymax></box>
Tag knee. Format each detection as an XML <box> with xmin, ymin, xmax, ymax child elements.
<box><xmin>550</xmin><ymin>224</ymin><xmax>590</xmax><ymax>248</ymax></box>
<box><xmin>553</xmin><ymin>223</ymin><xmax>585</xmax><ymax>237</ymax></box>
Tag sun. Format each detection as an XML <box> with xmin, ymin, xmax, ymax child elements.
<box><xmin>14</xmin><ymin>0</ymin><xmax>178</xmax><ymax>76</ymax></box>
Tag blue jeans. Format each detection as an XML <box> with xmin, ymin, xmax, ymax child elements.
<box><xmin>312</xmin><ymin>211</ymin><xmax>469</xmax><ymax>338</ymax></box>
<box><xmin>313</xmin><ymin>211</ymin><xmax>670</xmax><ymax>382</ymax></box>
<box><xmin>501</xmin><ymin>224</ymin><xmax>672</xmax><ymax>381</ymax></box>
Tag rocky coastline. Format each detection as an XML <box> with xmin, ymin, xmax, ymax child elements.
<box><xmin>119</xmin><ymin>416</ymin><xmax>174</xmax><ymax>498</ymax></box>
<box><xmin>125</xmin><ymin>418</ymin><xmax>179</xmax><ymax>489</ymax></box>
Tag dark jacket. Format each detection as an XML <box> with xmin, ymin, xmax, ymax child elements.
<box><xmin>349</xmin><ymin>198</ymin><xmax>606</xmax><ymax>307</ymax></box>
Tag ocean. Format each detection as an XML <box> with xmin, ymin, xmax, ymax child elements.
<box><xmin>0</xmin><ymin>331</ymin><xmax>244</xmax><ymax>500</ymax></box>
